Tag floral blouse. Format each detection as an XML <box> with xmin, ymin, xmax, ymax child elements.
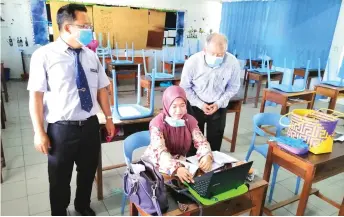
<box><xmin>142</xmin><ymin>126</ymin><xmax>212</xmax><ymax>175</ymax></box>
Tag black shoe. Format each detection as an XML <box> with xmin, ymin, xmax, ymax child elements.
<box><xmin>74</xmin><ymin>207</ymin><xmax>96</xmax><ymax>216</ymax></box>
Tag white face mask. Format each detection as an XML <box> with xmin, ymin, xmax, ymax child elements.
<box><xmin>165</xmin><ymin>116</ymin><xmax>186</xmax><ymax>127</ymax></box>
<box><xmin>205</xmin><ymin>54</ymin><xmax>224</xmax><ymax>68</ymax></box>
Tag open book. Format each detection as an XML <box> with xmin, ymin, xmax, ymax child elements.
<box><xmin>181</xmin><ymin>151</ymin><xmax>238</xmax><ymax>176</ymax></box>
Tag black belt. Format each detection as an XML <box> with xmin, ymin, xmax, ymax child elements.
<box><xmin>55</xmin><ymin>115</ymin><xmax>95</xmax><ymax>126</ymax></box>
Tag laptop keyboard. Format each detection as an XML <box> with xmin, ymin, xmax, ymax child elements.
<box><xmin>191</xmin><ymin>178</ymin><xmax>211</xmax><ymax>197</ymax></box>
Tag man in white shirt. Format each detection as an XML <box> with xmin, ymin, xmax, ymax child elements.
<box><xmin>180</xmin><ymin>33</ymin><xmax>241</xmax><ymax>153</ymax></box>
<box><xmin>28</xmin><ymin>4</ymin><xmax>114</xmax><ymax>216</ymax></box>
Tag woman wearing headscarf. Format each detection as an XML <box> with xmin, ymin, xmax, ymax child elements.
<box><xmin>143</xmin><ymin>86</ymin><xmax>213</xmax><ymax>183</ymax></box>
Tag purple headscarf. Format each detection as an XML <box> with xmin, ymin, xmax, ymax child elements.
<box><xmin>150</xmin><ymin>86</ymin><xmax>198</xmax><ymax>156</ymax></box>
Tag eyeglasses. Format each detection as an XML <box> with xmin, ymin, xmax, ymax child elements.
<box><xmin>68</xmin><ymin>24</ymin><xmax>93</xmax><ymax>30</ymax></box>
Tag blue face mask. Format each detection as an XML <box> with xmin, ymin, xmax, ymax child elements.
<box><xmin>76</xmin><ymin>29</ymin><xmax>93</xmax><ymax>46</ymax></box>
<box><xmin>165</xmin><ymin>116</ymin><xmax>186</xmax><ymax>127</ymax></box>
<box><xmin>205</xmin><ymin>54</ymin><xmax>224</xmax><ymax>68</ymax></box>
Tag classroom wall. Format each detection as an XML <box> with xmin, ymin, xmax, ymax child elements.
<box><xmin>0</xmin><ymin>0</ymin><xmax>222</xmax><ymax>79</ymax></box>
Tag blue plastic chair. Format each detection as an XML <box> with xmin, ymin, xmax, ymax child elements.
<box><xmin>167</xmin><ymin>45</ymin><xmax>185</xmax><ymax>64</ymax></box>
<box><xmin>321</xmin><ymin>58</ymin><xmax>344</xmax><ymax>87</ymax></box>
<box><xmin>245</xmin><ymin>113</ymin><xmax>301</xmax><ymax>203</ymax></box>
<box><xmin>96</xmin><ymin>33</ymin><xmax>112</xmax><ymax>71</ymax></box>
<box><xmin>111</xmin><ymin>63</ymin><xmax>155</xmax><ymax>120</ymax></box>
<box><xmin>187</xmin><ymin>39</ymin><xmax>200</xmax><ymax>58</ymax></box>
<box><xmin>142</xmin><ymin>49</ymin><xmax>176</xmax><ymax>79</ymax></box>
<box><xmin>120</xmin><ymin>131</ymin><xmax>151</xmax><ymax>215</ymax></box>
<box><xmin>267</xmin><ymin>59</ymin><xmax>311</xmax><ymax>93</ymax></box>
<box><xmin>111</xmin><ymin>42</ymin><xmax>135</xmax><ymax>65</ymax></box>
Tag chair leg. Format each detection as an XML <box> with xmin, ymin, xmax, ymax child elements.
<box><xmin>268</xmin><ymin>164</ymin><xmax>279</xmax><ymax>203</ymax></box>
<box><xmin>294</xmin><ymin>176</ymin><xmax>301</xmax><ymax>195</ymax></box>
<box><xmin>245</xmin><ymin>145</ymin><xmax>254</xmax><ymax>162</ymax></box>
<box><xmin>121</xmin><ymin>194</ymin><xmax>127</xmax><ymax>215</ymax></box>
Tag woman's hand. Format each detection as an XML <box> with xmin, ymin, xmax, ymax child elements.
<box><xmin>199</xmin><ymin>155</ymin><xmax>212</xmax><ymax>172</ymax></box>
<box><xmin>176</xmin><ymin>167</ymin><xmax>194</xmax><ymax>183</ymax></box>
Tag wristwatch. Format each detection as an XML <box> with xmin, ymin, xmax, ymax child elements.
<box><xmin>106</xmin><ymin>116</ymin><xmax>113</xmax><ymax>120</ymax></box>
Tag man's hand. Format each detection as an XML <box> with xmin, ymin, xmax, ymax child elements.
<box><xmin>105</xmin><ymin>119</ymin><xmax>115</xmax><ymax>140</ymax></box>
<box><xmin>207</xmin><ymin>104</ymin><xmax>219</xmax><ymax>115</ymax></box>
<box><xmin>34</xmin><ymin>131</ymin><xmax>51</xmax><ymax>155</ymax></box>
<box><xmin>202</xmin><ymin>104</ymin><xmax>212</xmax><ymax>115</ymax></box>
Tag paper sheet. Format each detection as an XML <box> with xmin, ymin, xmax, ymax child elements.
<box><xmin>186</xmin><ymin>151</ymin><xmax>238</xmax><ymax>171</ymax></box>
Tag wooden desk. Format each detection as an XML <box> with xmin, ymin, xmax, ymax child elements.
<box><xmin>95</xmin><ymin>110</ymin><xmax>160</xmax><ymax>200</ymax></box>
<box><xmin>140</xmin><ymin>73</ymin><xmax>182</xmax><ymax>107</ymax></box>
<box><xmin>263</xmin><ymin>141</ymin><xmax>344</xmax><ymax>216</ymax></box>
<box><xmin>223</xmin><ymin>97</ymin><xmax>244</xmax><ymax>152</ymax></box>
<box><xmin>243</xmin><ymin>71</ymin><xmax>283</xmax><ymax>108</ymax></box>
<box><xmin>293</xmin><ymin>68</ymin><xmax>325</xmax><ymax>89</ymax></box>
<box><xmin>162</xmin><ymin>61</ymin><xmax>184</xmax><ymax>73</ymax></box>
<box><xmin>1</xmin><ymin>94</ymin><xmax>6</xmax><ymax>129</ymax></box>
<box><xmin>312</xmin><ymin>84</ymin><xmax>344</xmax><ymax>112</ymax></box>
<box><xmin>243</xmin><ymin>59</ymin><xmax>273</xmax><ymax>86</ymax></box>
<box><xmin>130</xmin><ymin>177</ymin><xmax>268</xmax><ymax>216</ymax></box>
<box><xmin>260</xmin><ymin>89</ymin><xmax>316</xmax><ymax>115</ymax></box>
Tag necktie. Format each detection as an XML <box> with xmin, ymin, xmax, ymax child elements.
<box><xmin>73</xmin><ymin>48</ymin><xmax>93</xmax><ymax>112</ymax></box>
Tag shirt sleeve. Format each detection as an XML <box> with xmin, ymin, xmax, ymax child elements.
<box><xmin>192</xmin><ymin>127</ymin><xmax>213</xmax><ymax>160</ymax></box>
<box><xmin>215</xmin><ymin>59</ymin><xmax>241</xmax><ymax>108</ymax></box>
<box><xmin>96</xmin><ymin>53</ymin><xmax>110</xmax><ymax>89</ymax></box>
<box><xmin>144</xmin><ymin>126</ymin><xmax>181</xmax><ymax>175</ymax></box>
<box><xmin>179</xmin><ymin>59</ymin><xmax>205</xmax><ymax>110</ymax></box>
<box><xmin>27</xmin><ymin>48</ymin><xmax>48</xmax><ymax>92</ymax></box>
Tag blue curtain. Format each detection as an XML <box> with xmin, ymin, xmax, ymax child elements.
<box><xmin>220</xmin><ymin>0</ymin><xmax>341</xmax><ymax>69</ymax></box>
<box><xmin>30</xmin><ymin>0</ymin><xmax>49</xmax><ymax>45</ymax></box>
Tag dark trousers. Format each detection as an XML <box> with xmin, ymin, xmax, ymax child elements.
<box><xmin>47</xmin><ymin>116</ymin><xmax>100</xmax><ymax>216</ymax></box>
<box><xmin>187</xmin><ymin>102</ymin><xmax>227</xmax><ymax>156</ymax></box>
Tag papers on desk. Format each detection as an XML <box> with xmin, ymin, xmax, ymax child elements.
<box><xmin>185</xmin><ymin>151</ymin><xmax>238</xmax><ymax>174</ymax></box>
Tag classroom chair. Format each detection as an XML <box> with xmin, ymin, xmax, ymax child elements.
<box><xmin>245</xmin><ymin>113</ymin><xmax>301</xmax><ymax>203</ymax></box>
<box><xmin>121</xmin><ymin>131</ymin><xmax>151</xmax><ymax>215</ymax></box>
<box><xmin>142</xmin><ymin>49</ymin><xmax>176</xmax><ymax>79</ymax></box>
<box><xmin>267</xmin><ymin>59</ymin><xmax>311</xmax><ymax>93</ymax></box>
<box><xmin>111</xmin><ymin>64</ymin><xmax>156</xmax><ymax>120</ymax></box>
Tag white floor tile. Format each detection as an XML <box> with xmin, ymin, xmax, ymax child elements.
<box><xmin>3</xmin><ymin>137</ymin><xmax>22</xmax><ymax>148</ymax></box>
<box><xmin>24</xmin><ymin>152</ymin><xmax>48</xmax><ymax>166</ymax></box>
<box><xmin>25</xmin><ymin>163</ymin><xmax>48</xmax><ymax>180</ymax></box>
<box><xmin>1</xmin><ymin>197</ymin><xmax>29</xmax><ymax>216</ymax></box>
<box><xmin>1</xmin><ymin>180</ymin><xmax>27</xmax><ymax>202</ymax></box>
<box><xmin>4</xmin><ymin>146</ymin><xmax>23</xmax><ymax>158</ymax></box>
<box><xmin>28</xmin><ymin>192</ymin><xmax>51</xmax><ymax>215</ymax></box>
<box><xmin>103</xmin><ymin>194</ymin><xmax>126</xmax><ymax>215</ymax></box>
<box><xmin>3</xmin><ymin>155</ymin><xmax>25</xmax><ymax>169</ymax></box>
<box><xmin>23</xmin><ymin>145</ymin><xmax>37</xmax><ymax>155</ymax></box>
<box><xmin>26</xmin><ymin>176</ymin><xmax>49</xmax><ymax>196</ymax></box>
<box><xmin>33</xmin><ymin>211</ymin><xmax>52</xmax><ymax>216</ymax></box>
<box><xmin>2</xmin><ymin>167</ymin><xmax>26</xmax><ymax>184</ymax></box>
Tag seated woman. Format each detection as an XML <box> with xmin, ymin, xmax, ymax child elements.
<box><xmin>143</xmin><ymin>86</ymin><xmax>213</xmax><ymax>183</ymax></box>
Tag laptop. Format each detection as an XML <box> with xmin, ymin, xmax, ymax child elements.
<box><xmin>189</xmin><ymin>161</ymin><xmax>253</xmax><ymax>198</ymax></box>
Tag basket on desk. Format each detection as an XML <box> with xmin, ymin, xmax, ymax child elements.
<box><xmin>280</xmin><ymin>109</ymin><xmax>344</xmax><ymax>154</ymax></box>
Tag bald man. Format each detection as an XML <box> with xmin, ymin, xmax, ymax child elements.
<box><xmin>180</xmin><ymin>33</ymin><xmax>241</xmax><ymax>153</ymax></box>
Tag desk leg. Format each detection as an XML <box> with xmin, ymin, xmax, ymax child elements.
<box><xmin>255</xmin><ymin>80</ymin><xmax>262</xmax><ymax>108</ymax></box>
<box><xmin>129</xmin><ymin>203</ymin><xmax>139</xmax><ymax>216</ymax></box>
<box><xmin>250</xmin><ymin>186</ymin><xmax>268</xmax><ymax>216</ymax></box>
<box><xmin>96</xmin><ymin>140</ymin><xmax>103</xmax><ymax>200</ymax></box>
<box><xmin>307</xmin><ymin>93</ymin><xmax>316</xmax><ymax>110</ymax></box>
<box><xmin>281</xmin><ymin>97</ymin><xmax>289</xmax><ymax>115</ymax></box>
<box><xmin>243</xmin><ymin>69</ymin><xmax>247</xmax><ymax>85</ymax></box>
<box><xmin>339</xmin><ymin>198</ymin><xmax>344</xmax><ymax>216</ymax></box>
<box><xmin>231</xmin><ymin>106</ymin><xmax>241</xmax><ymax>152</ymax></box>
<box><xmin>328</xmin><ymin>91</ymin><xmax>338</xmax><ymax>111</ymax></box>
<box><xmin>243</xmin><ymin>75</ymin><xmax>250</xmax><ymax>104</ymax></box>
<box><xmin>259</xmin><ymin>90</ymin><xmax>266</xmax><ymax>113</ymax></box>
<box><xmin>307</xmin><ymin>77</ymin><xmax>312</xmax><ymax>90</ymax></box>
<box><xmin>296</xmin><ymin>166</ymin><xmax>315</xmax><ymax>216</ymax></box>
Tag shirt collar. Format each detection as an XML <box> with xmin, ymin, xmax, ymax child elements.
<box><xmin>56</xmin><ymin>37</ymin><xmax>86</xmax><ymax>53</ymax></box>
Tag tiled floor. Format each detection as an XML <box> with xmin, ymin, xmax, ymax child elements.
<box><xmin>1</xmin><ymin>81</ymin><xmax>344</xmax><ymax>216</ymax></box>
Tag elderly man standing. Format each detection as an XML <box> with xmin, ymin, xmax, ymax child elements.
<box><xmin>180</xmin><ymin>33</ymin><xmax>240</xmax><ymax>154</ymax></box>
